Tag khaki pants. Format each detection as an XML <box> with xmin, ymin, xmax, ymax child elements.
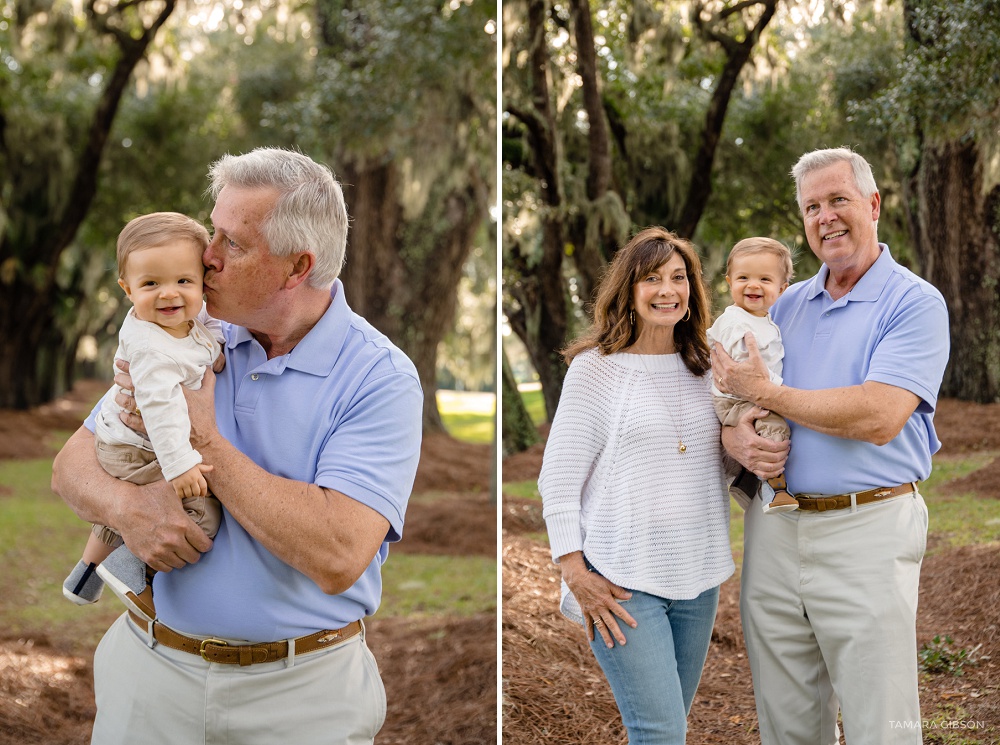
<box><xmin>741</xmin><ymin>490</ymin><xmax>927</xmax><ymax>744</ymax></box>
<box><xmin>92</xmin><ymin>613</ymin><xmax>386</xmax><ymax>745</ymax></box>
<box><xmin>93</xmin><ymin>439</ymin><xmax>222</xmax><ymax>547</ymax></box>
<box><xmin>713</xmin><ymin>396</ymin><xmax>790</xmax><ymax>441</ymax></box>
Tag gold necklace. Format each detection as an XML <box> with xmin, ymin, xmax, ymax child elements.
<box><xmin>639</xmin><ymin>354</ymin><xmax>687</xmax><ymax>454</ymax></box>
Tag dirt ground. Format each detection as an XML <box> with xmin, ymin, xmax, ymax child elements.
<box><xmin>502</xmin><ymin>398</ymin><xmax>1000</xmax><ymax>745</ymax></box>
<box><xmin>0</xmin><ymin>381</ymin><xmax>497</xmax><ymax>745</ymax></box>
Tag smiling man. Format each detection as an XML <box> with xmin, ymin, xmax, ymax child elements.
<box><xmin>711</xmin><ymin>148</ymin><xmax>950</xmax><ymax>744</ymax></box>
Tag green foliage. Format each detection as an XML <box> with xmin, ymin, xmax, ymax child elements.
<box><xmin>919</xmin><ymin>634</ymin><xmax>980</xmax><ymax>676</ymax></box>
<box><xmin>2</xmin><ymin>0</ymin><xmax>495</xmax><ymax>399</ymax></box>
<box><xmin>888</xmin><ymin>0</ymin><xmax>1000</xmax><ymax>142</ymax></box>
<box><xmin>272</xmin><ymin>0</ymin><xmax>495</xmax><ymax>169</ymax></box>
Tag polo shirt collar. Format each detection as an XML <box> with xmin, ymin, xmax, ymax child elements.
<box><xmin>806</xmin><ymin>243</ymin><xmax>895</xmax><ymax>303</ymax></box>
<box><xmin>224</xmin><ymin>279</ymin><xmax>349</xmax><ymax>377</ymax></box>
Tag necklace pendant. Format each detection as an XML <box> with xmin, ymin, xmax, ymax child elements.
<box><xmin>678</xmin><ymin>441</ymin><xmax>687</xmax><ymax>453</ymax></box>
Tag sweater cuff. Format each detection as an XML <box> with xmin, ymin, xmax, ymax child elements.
<box><xmin>545</xmin><ymin>509</ymin><xmax>584</xmax><ymax>563</ymax></box>
<box><xmin>159</xmin><ymin>450</ymin><xmax>203</xmax><ymax>483</ymax></box>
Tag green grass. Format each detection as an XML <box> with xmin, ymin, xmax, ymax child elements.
<box><xmin>0</xmin><ymin>458</ymin><xmax>123</xmax><ymax>652</ymax></box>
<box><xmin>925</xmin><ymin>494</ymin><xmax>1000</xmax><ymax>552</ymax></box>
<box><xmin>380</xmin><ymin>554</ymin><xmax>496</xmax><ymax>617</ymax></box>
<box><xmin>517</xmin><ymin>386</ymin><xmax>546</xmax><ymax>426</ymax></box>
<box><xmin>437</xmin><ymin>390</ymin><xmax>496</xmax><ymax>444</ymax></box>
<box><xmin>441</xmin><ymin>412</ymin><xmax>494</xmax><ymax>443</ymax></box>
<box><xmin>502</xmin><ymin>480</ymin><xmax>540</xmax><ymax>501</ymax></box>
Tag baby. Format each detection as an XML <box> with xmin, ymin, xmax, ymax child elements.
<box><xmin>708</xmin><ymin>237</ymin><xmax>797</xmax><ymax>514</ymax></box>
<box><xmin>62</xmin><ymin>212</ymin><xmax>224</xmax><ymax>620</ymax></box>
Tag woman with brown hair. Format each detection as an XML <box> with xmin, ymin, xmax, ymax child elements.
<box><xmin>539</xmin><ymin>227</ymin><xmax>735</xmax><ymax>744</ymax></box>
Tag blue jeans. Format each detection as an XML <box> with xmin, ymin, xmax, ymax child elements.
<box><xmin>589</xmin><ymin>585</ymin><xmax>720</xmax><ymax>745</ymax></box>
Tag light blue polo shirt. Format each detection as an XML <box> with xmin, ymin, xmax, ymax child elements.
<box><xmin>771</xmin><ymin>245</ymin><xmax>949</xmax><ymax>495</ymax></box>
<box><xmin>84</xmin><ymin>280</ymin><xmax>423</xmax><ymax>641</ymax></box>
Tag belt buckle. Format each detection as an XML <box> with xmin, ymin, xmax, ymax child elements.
<box><xmin>200</xmin><ymin>638</ymin><xmax>228</xmax><ymax>662</ymax></box>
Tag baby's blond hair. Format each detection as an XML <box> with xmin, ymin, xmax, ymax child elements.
<box><xmin>117</xmin><ymin>212</ymin><xmax>209</xmax><ymax>279</ymax></box>
<box><xmin>725</xmin><ymin>237</ymin><xmax>794</xmax><ymax>284</ymax></box>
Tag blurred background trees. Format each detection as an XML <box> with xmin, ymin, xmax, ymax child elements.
<box><xmin>0</xmin><ymin>0</ymin><xmax>497</xmax><ymax>431</ymax></box>
<box><xmin>502</xmin><ymin>0</ymin><xmax>1000</xmax><ymax>450</ymax></box>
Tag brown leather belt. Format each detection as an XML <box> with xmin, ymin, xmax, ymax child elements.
<box><xmin>128</xmin><ymin>611</ymin><xmax>363</xmax><ymax>666</ymax></box>
<box><xmin>795</xmin><ymin>482</ymin><xmax>918</xmax><ymax>512</ymax></box>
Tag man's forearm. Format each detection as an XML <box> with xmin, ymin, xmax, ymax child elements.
<box><xmin>52</xmin><ymin>427</ymin><xmax>132</xmax><ymax>526</ymax></box>
<box><xmin>754</xmin><ymin>381</ymin><xmax>918</xmax><ymax>445</ymax></box>
<box><xmin>200</xmin><ymin>435</ymin><xmax>389</xmax><ymax>595</ymax></box>
<box><xmin>52</xmin><ymin>426</ymin><xmax>212</xmax><ymax>570</ymax></box>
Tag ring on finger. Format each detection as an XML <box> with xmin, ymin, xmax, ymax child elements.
<box><xmin>593</xmin><ymin>617</ymin><xmax>604</xmax><ymax>626</ymax></box>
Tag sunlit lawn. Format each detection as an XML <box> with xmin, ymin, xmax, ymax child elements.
<box><xmin>517</xmin><ymin>384</ymin><xmax>546</xmax><ymax>426</ymax></box>
<box><xmin>437</xmin><ymin>389</ymin><xmax>495</xmax><ymax>444</ymax></box>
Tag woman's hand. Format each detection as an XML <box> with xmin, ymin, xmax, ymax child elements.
<box><xmin>560</xmin><ymin>552</ymin><xmax>637</xmax><ymax>648</ymax></box>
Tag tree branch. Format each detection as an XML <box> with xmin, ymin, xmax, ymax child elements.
<box><xmin>50</xmin><ymin>0</ymin><xmax>178</xmax><ymax>259</ymax></box>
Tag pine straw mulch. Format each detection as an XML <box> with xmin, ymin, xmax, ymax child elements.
<box><xmin>0</xmin><ymin>381</ymin><xmax>497</xmax><ymax>745</ymax></box>
<box><xmin>501</xmin><ymin>398</ymin><xmax>1000</xmax><ymax>745</ymax></box>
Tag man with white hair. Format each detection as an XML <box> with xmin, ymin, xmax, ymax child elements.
<box><xmin>712</xmin><ymin>147</ymin><xmax>949</xmax><ymax>744</ymax></box>
<box><xmin>53</xmin><ymin>148</ymin><xmax>423</xmax><ymax>744</ymax></box>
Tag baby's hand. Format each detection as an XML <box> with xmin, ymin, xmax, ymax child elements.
<box><xmin>170</xmin><ymin>463</ymin><xmax>214</xmax><ymax>498</ymax></box>
<box><xmin>212</xmin><ymin>350</ymin><xmax>226</xmax><ymax>374</ymax></box>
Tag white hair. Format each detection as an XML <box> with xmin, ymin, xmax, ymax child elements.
<box><xmin>208</xmin><ymin>148</ymin><xmax>348</xmax><ymax>288</ymax></box>
<box><xmin>791</xmin><ymin>147</ymin><xmax>879</xmax><ymax>209</ymax></box>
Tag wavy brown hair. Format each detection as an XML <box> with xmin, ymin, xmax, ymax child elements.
<box><xmin>563</xmin><ymin>226</ymin><xmax>712</xmax><ymax>376</ymax></box>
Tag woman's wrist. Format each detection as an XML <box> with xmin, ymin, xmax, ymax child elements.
<box><xmin>559</xmin><ymin>550</ymin><xmax>586</xmax><ymax>580</ymax></box>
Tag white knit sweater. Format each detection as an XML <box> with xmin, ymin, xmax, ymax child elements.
<box><xmin>539</xmin><ymin>348</ymin><xmax>735</xmax><ymax>624</ymax></box>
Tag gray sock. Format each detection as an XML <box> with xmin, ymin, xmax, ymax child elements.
<box><xmin>100</xmin><ymin>545</ymin><xmax>148</xmax><ymax>595</ymax></box>
<box><xmin>63</xmin><ymin>561</ymin><xmax>104</xmax><ymax>605</ymax></box>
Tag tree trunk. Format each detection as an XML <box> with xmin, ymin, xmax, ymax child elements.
<box><xmin>0</xmin><ymin>287</ymin><xmax>54</xmax><ymax>408</ymax></box>
<box><xmin>501</xmin><ymin>344</ymin><xmax>539</xmax><ymax>456</ymax></box>
<box><xmin>339</xmin><ymin>161</ymin><xmax>406</xmax><ymax>340</ymax></box>
<box><xmin>340</xmin><ymin>161</ymin><xmax>488</xmax><ymax>431</ymax></box>
<box><xmin>909</xmin><ymin>138</ymin><xmax>1000</xmax><ymax>402</ymax></box>
<box><xmin>506</xmin><ymin>212</ymin><xmax>569</xmax><ymax>423</ymax></box>
<box><xmin>503</xmin><ymin>0</ymin><xmax>569</xmax><ymax>422</ymax></box>
<box><xmin>566</xmin><ymin>0</ymin><xmax>621</xmax><ymax>305</ymax></box>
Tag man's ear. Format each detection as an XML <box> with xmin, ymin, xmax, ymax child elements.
<box><xmin>284</xmin><ymin>252</ymin><xmax>315</xmax><ymax>290</ymax></box>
